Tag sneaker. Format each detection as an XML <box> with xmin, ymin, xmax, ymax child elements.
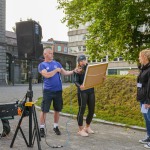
<box><xmin>53</xmin><ymin>126</ymin><xmax>61</xmax><ymax>135</ymax></box>
<box><xmin>78</xmin><ymin>129</ymin><xmax>88</xmax><ymax>137</ymax></box>
<box><xmin>84</xmin><ymin>127</ymin><xmax>94</xmax><ymax>134</ymax></box>
<box><xmin>40</xmin><ymin>128</ymin><xmax>45</xmax><ymax>137</ymax></box>
<box><xmin>139</xmin><ymin>137</ymin><xmax>150</xmax><ymax>144</ymax></box>
<box><xmin>144</xmin><ymin>143</ymin><xmax>150</xmax><ymax>149</ymax></box>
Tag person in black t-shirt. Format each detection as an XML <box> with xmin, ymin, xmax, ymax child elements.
<box><xmin>74</xmin><ymin>55</ymin><xmax>95</xmax><ymax>137</ymax></box>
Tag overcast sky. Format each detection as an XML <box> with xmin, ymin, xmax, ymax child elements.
<box><xmin>6</xmin><ymin>0</ymin><xmax>68</xmax><ymax>41</ymax></box>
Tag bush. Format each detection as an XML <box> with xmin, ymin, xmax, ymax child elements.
<box><xmin>36</xmin><ymin>75</ymin><xmax>145</xmax><ymax>127</ymax></box>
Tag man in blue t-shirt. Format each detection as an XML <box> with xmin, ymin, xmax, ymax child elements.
<box><xmin>38</xmin><ymin>47</ymin><xmax>76</xmax><ymax>137</ymax></box>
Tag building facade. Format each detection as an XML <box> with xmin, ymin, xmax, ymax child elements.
<box><xmin>46</xmin><ymin>38</ymin><xmax>68</xmax><ymax>53</ymax></box>
<box><xmin>68</xmin><ymin>24</ymin><xmax>88</xmax><ymax>54</ymax></box>
<box><xmin>4</xmin><ymin>31</ymin><xmax>76</xmax><ymax>84</ymax></box>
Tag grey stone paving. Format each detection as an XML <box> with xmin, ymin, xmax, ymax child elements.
<box><xmin>0</xmin><ymin>83</ymin><xmax>147</xmax><ymax>150</ymax></box>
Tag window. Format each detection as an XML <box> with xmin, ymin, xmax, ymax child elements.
<box><xmin>6</xmin><ymin>53</ymin><xmax>11</xmax><ymax>82</ymax></box>
<box><xmin>113</xmin><ymin>58</ymin><xmax>118</xmax><ymax>61</ymax></box>
<box><xmin>64</xmin><ymin>47</ymin><xmax>68</xmax><ymax>53</ymax></box>
<box><xmin>57</xmin><ymin>46</ymin><xmax>61</xmax><ymax>52</ymax></box>
<box><xmin>108</xmin><ymin>69</ymin><xmax>117</xmax><ymax>75</ymax></box>
<box><xmin>78</xmin><ymin>34</ymin><xmax>86</xmax><ymax>41</ymax></box>
<box><xmin>69</xmin><ymin>47</ymin><xmax>78</xmax><ymax>53</ymax></box>
<box><xmin>82</xmin><ymin>35</ymin><xmax>86</xmax><ymax>40</ymax></box>
<box><xmin>102</xmin><ymin>56</ymin><xmax>106</xmax><ymax>62</ymax></box>
<box><xmin>69</xmin><ymin>34</ymin><xmax>86</xmax><ymax>42</ymax></box>
<box><xmin>119</xmin><ymin>56</ymin><xmax>123</xmax><ymax>61</ymax></box>
<box><xmin>68</xmin><ymin>48</ymin><xmax>72</xmax><ymax>53</ymax></box>
<box><xmin>69</xmin><ymin>35</ymin><xmax>77</xmax><ymax>42</ymax></box>
<box><xmin>83</xmin><ymin>46</ymin><xmax>86</xmax><ymax>51</ymax></box>
<box><xmin>78</xmin><ymin>46</ymin><xmax>81</xmax><ymax>51</ymax></box>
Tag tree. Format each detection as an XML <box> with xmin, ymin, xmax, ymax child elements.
<box><xmin>57</xmin><ymin>0</ymin><xmax>150</xmax><ymax>62</ymax></box>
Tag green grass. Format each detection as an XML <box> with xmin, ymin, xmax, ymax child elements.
<box><xmin>36</xmin><ymin>75</ymin><xmax>145</xmax><ymax>127</ymax></box>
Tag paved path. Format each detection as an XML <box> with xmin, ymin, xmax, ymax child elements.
<box><xmin>0</xmin><ymin>83</ymin><xmax>147</xmax><ymax>150</ymax></box>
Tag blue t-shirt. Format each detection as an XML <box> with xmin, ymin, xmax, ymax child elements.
<box><xmin>38</xmin><ymin>60</ymin><xmax>63</xmax><ymax>91</ymax></box>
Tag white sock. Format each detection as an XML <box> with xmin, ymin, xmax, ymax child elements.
<box><xmin>54</xmin><ymin>123</ymin><xmax>58</xmax><ymax>128</ymax></box>
<box><xmin>40</xmin><ymin>124</ymin><xmax>45</xmax><ymax>129</ymax></box>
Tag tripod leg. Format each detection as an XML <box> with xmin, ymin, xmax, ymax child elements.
<box><xmin>31</xmin><ymin>107</ymin><xmax>37</xmax><ymax>145</ymax></box>
<box><xmin>32</xmin><ymin>128</ymin><xmax>36</xmax><ymax>146</ymax></box>
<box><xmin>33</xmin><ymin>106</ymin><xmax>41</xmax><ymax>150</ymax></box>
<box><xmin>10</xmin><ymin>111</ymin><xmax>28</xmax><ymax>148</ymax></box>
<box><xmin>28</xmin><ymin>105</ymin><xmax>33</xmax><ymax>147</ymax></box>
<box><xmin>20</xmin><ymin>127</ymin><xmax>29</xmax><ymax>146</ymax></box>
<box><xmin>33</xmin><ymin>106</ymin><xmax>41</xmax><ymax>141</ymax></box>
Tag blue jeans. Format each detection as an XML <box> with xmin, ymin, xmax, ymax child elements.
<box><xmin>140</xmin><ymin>102</ymin><xmax>150</xmax><ymax>137</ymax></box>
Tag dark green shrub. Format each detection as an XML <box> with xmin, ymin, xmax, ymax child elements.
<box><xmin>36</xmin><ymin>75</ymin><xmax>145</xmax><ymax>127</ymax></box>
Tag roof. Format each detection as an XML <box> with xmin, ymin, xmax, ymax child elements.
<box><xmin>6</xmin><ymin>31</ymin><xmax>16</xmax><ymax>39</ymax></box>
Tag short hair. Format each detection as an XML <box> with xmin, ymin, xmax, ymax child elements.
<box><xmin>140</xmin><ymin>48</ymin><xmax>150</xmax><ymax>61</ymax></box>
<box><xmin>43</xmin><ymin>47</ymin><xmax>52</xmax><ymax>51</ymax></box>
<box><xmin>43</xmin><ymin>47</ymin><xmax>52</xmax><ymax>54</ymax></box>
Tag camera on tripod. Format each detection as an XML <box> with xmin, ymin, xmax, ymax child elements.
<box><xmin>17</xmin><ymin>98</ymin><xmax>29</xmax><ymax>117</ymax></box>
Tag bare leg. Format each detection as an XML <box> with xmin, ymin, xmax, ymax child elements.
<box><xmin>40</xmin><ymin>111</ymin><xmax>46</xmax><ymax>125</ymax></box>
<box><xmin>54</xmin><ymin>111</ymin><xmax>59</xmax><ymax>124</ymax></box>
<box><xmin>86</xmin><ymin>124</ymin><xmax>90</xmax><ymax>128</ymax></box>
<box><xmin>79</xmin><ymin>126</ymin><xmax>83</xmax><ymax>131</ymax></box>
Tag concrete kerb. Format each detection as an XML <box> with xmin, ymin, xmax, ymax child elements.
<box><xmin>35</xmin><ymin>105</ymin><xmax>146</xmax><ymax>132</ymax></box>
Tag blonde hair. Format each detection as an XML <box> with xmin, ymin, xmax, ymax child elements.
<box><xmin>140</xmin><ymin>48</ymin><xmax>150</xmax><ymax>62</ymax></box>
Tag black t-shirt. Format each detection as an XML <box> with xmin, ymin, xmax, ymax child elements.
<box><xmin>74</xmin><ymin>64</ymin><xmax>94</xmax><ymax>93</ymax></box>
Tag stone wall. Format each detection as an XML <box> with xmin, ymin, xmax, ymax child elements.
<box><xmin>0</xmin><ymin>0</ymin><xmax>6</xmax><ymax>85</ymax></box>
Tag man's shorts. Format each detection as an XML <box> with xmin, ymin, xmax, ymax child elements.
<box><xmin>41</xmin><ymin>90</ymin><xmax>63</xmax><ymax>113</ymax></box>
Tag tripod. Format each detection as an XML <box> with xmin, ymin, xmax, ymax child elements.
<box><xmin>10</xmin><ymin>61</ymin><xmax>41</xmax><ymax>150</ymax></box>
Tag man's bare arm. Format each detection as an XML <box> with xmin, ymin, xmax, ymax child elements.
<box><xmin>41</xmin><ymin>68</ymin><xmax>61</xmax><ymax>78</ymax></box>
<box><xmin>60</xmin><ymin>67</ymin><xmax>82</xmax><ymax>75</ymax></box>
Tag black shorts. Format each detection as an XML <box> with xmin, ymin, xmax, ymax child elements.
<box><xmin>41</xmin><ymin>90</ymin><xmax>63</xmax><ymax>113</ymax></box>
